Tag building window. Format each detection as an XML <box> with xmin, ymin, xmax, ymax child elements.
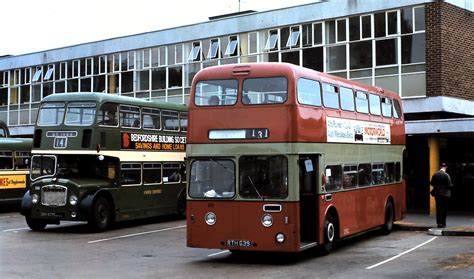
<box><xmin>128</xmin><ymin>51</ymin><xmax>135</xmax><ymax>70</ymax></box>
<box><xmin>32</xmin><ymin>67</ymin><xmax>43</xmax><ymax>83</ymax></box>
<box><xmin>24</xmin><ymin>68</ymin><xmax>31</xmax><ymax>84</ymax></box>
<box><xmin>99</xmin><ymin>56</ymin><xmax>107</xmax><ymax>74</ymax></box>
<box><xmin>302</xmin><ymin>24</ymin><xmax>312</xmax><ymax>47</ymax></box>
<box><xmin>188</xmin><ymin>42</ymin><xmax>201</xmax><ymax>62</ymax></box>
<box><xmin>387</xmin><ymin>11</ymin><xmax>398</xmax><ymax>35</ymax></box>
<box><xmin>327</xmin><ymin>45</ymin><xmax>346</xmax><ymax>71</ymax></box>
<box><xmin>265</xmin><ymin>29</ymin><xmax>278</xmax><ymax>51</ymax></box>
<box><xmin>325</xmin><ymin>20</ymin><xmax>336</xmax><ymax>44</ymax></box>
<box><xmin>350</xmin><ymin>41</ymin><xmax>372</xmax><ymax>69</ymax></box>
<box><xmin>85</xmin><ymin>58</ymin><xmax>93</xmax><ymax>76</ymax></box>
<box><xmin>248</xmin><ymin>32</ymin><xmax>258</xmax><ymax>54</ymax></box>
<box><xmin>376</xmin><ymin>38</ymin><xmax>397</xmax><ymax>66</ymax></box>
<box><xmin>414</xmin><ymin>6</ymin><xmax>425</xmax><ymax>32</ymax></box>
<box><xmin>287</xmin><ymin>26</ymin><xmax>300</xmax><ymax>48</ymax></box>
<box><xmin>73</xmin><ymin>60</ymin><xmax>80</xmax><ymax>77</ymax></box>
<box><xmin>44</xmin><ymin>65</ymin><xmax>54</xmax><ymax>81</ymax></box>
<box><xmin>225</xmin><ymin>36</ymin><xmax>239</xmax><ymax>56</ymax></box>
<box><xmin>113</xmin><ymin>53</ymin><xmax>121</xmax><ymax>72</ymax></box>
<box><xmin>313</xmin><ymin>23</ymin><xmax>323</xmax><ymax>45</ymax></box>
<box><xmin>208</xmin><ymin>39</ymin><xmax>220</xmax><ymax>59</ymax></box>
<box><xmin>401</xmin><ymin>7</ymin><xmax>414</xmax><ymax>34</ymax></box>
<box><xmin>401</xmin><ymin>33</ymin><xmax>425</xmax><ymax>64</ymax></box>
<box><xmin>60</xmin><ymin>62</ymin><xmax>67</xmax><ymax>80</ymax></box>
<box><xmin>336</xmin><ymin>19</ymin><xmax>346</xmax><ymax>42</ymax></box>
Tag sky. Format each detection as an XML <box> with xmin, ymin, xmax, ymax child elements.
<box><xmin>1</xmin><ymin>0</ymin><xmax>318</xmax><ymax>56</ymax></box>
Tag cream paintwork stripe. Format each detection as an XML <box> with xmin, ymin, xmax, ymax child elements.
<box><xmin>0</xmin><ymin>170</ymin><xmax>29</xmax><ymax>175</ymax></box>
<box><xmin>32</xmin><ymin>150</ymin><xmax>185</xmax><ymax>162</ymax></box>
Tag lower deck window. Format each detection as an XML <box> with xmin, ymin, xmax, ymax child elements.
<box><xmin>325</xmin><ymin>165</ymin><xmax>342</xmax><ymax>191</ymax></box>
<box><xmin>189</xmin><ymin>159</ymin><xmax>235</xmax><ymax>198</ymax></box>
<box><xmin>121</xmin><ymin>163</ymin><xmax>141</xmax><ymax>185</ymax></box>
<box><xmin>143</xmin><ymin>163</ymin><xmax>161</xmax><ymax>184</ymax></box>
<box><xmin>163</xmin><ymin>163</ymin><xmax>181</xmax><ymax>183</ymax></box>
<box><xmin>239</xmin><ymin>155</ymin><xmax>288</xmax><ymax>199</ymax></box>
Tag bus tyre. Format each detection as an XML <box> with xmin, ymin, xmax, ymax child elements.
<box><xmin>381</xmin><ymin>200</ymin><xmax>394</xmax><ymax>235</ymax></box>
<box><xmin>89</xmin><ymin>197</ymin><xmax>111</xmax><ymax>231</ymax></box>
<box><xmin>320</xmin><ymin>214</ymin><xmax>336</xmax><ymax>255</ymax></box>
<box><xmin>25</xmin><ymin>217</ymin><xmax>47</xmax><ymax>231</ymax></box>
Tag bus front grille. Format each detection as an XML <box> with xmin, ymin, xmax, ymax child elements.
<box><xmin>41</xmin><ymin>185</ymin><xmax>67</xmax><ymax>207</ymax></box>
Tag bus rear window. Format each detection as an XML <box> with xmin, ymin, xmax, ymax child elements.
<box><xmin>243</xmin><ymin>77</ymin><xmax>287</xmax><ymax>105</ymax></box>
<box><xmin>37</xmin><ymin>102</ymin><xmax>65</xmax><ymax>126</ymax></box>
<box><xmin>194</xmin><ymin>79</ymin><xmax>238</xmax><ymax>106</ymax></box>
<box><xmin>239</xmin><ymin>155</ymin><xmax>288</xmax><ymax>199</ymax></box>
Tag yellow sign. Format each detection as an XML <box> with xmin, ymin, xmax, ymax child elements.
<box><xmin>0</xmin><ymin>174</ymin><xmax>27</xmax><ymax>189</ymax></box>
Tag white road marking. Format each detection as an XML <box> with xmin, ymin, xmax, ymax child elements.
<box><xmin>2</xmin><ymin>227</ymin><xmax>30</xmax><ymax>232</ymax></box>
<box><xmin>208</xmin><ymin>250</ymin><xmax>230</xmax><ymax>257</ymax></box>
<box><xmin>87</xmin><ymin>225</ymin><xmax>186</xmax><ymax>244</ymax></box>
<box><xmin>366</xmin><ymin>236</ymin><xmax>438</xmax><ymax>270</ymax></box>
<box><xmin>0</xmin><ymin>215</ymin><xmax>20</xmax><ymax>219</ymax></box>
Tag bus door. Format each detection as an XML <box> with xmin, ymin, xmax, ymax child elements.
<box><xmin>299</xmin><ymin>155</ymin><xmax>319</xmax><ymax>245</ymax></box>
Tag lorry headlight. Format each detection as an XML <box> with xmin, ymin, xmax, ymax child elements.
<box><xmin>69</xmin><ymin>195</ymin><xmax>78</xmax><ymax>206</ymax></box>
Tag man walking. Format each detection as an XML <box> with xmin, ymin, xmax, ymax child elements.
<box><xmin>430</xmin><ymin>163</ymin><xmax>453</xmax><ymax>228</ymax></box>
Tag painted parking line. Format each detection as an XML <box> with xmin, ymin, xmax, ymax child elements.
<box><xmin>0</xmin><ymin>215</ymin><xmax>21</xmax><ymax>219</ymax></box>
<box><xmin>208</xmin><ymin>250</ymin><xmax>230</xmax><ymax>257</ymax></box>
<box><xmin>88</xmin><ymin>224</ymin><xmax>186</xmax><ymax>244</ymax></box>
<box><xmin>366</xmin><ymin>236</ymin><xmax>437</xmax><ymax>270</ymax></box>
<box><xmin>2</xmin><ymin>227</ymin><xmax>30</xmax><ymax>232</ymax></box>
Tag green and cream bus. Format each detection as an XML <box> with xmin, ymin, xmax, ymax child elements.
<box><xmin>0</xmin><ymin>121</ymin><xmax>32</xmax><ymax>204</ymax></box>
<box><xmin>20</xmin><ymin>93</ymin><xmax>187</xmax><ymax>231</ymax></box>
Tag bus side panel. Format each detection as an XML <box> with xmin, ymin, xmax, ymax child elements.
<box><xmin>187</xmin><ymin>201</ymin><xmax>300</xmax><ymax>252</ymax></box>
<box><xmin>317</xmin><ymin>182</ymin><xmax>405</xmax><ymax>244</ymax></box>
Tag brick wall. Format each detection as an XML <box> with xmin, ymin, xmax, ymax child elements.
<box><xmin>426</xmin><ymin>2</ymin><xmax>474</xmax><ymax>100</ymax></box>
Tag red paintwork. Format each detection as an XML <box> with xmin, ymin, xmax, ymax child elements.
<box><xmin>188</xmin><ymin>63</ymin><xmax>405</xmax><ymax>145</ymax></box>
<box><xmin>187</xmin><ymin>201</ymin><xmax>301</xmax><ymax>252</ymax></box>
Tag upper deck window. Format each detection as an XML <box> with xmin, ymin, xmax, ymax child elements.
<box><xmin>142</xmin><ymin>108</ymin><xmax>160</xmax><ymax>130</ymax></box>
<box><xmin>194</xmin><ymin>79</ymin><xmax>238</xmax><ymax>106</ymax></box>
<box><xmin>120</xmin><ymin>105</ymin><xmax>140</xmax><ymax>128</ymax></box>
<box><xmin>180</xmin><ymin>112</ymin><xmax>188</xmax><ymax>132</ymax></box>
<box><xmin>98</xmin><ymin>103</ymin><xmax>119</xmax><ymax>126</ymax></box>
<box><xmin>242</xmin><ymin>77</ymin><xmax>287</xmax><ymax>105</ymax></box>
<box><xmin>162</xmin><ymin>110</ymin><xmax>179</xmax><ymax>131</ymax></box>
<box><xmin>340</xmin><ymin>87</ymin><xmax>355</xmax><ymax>111</ymax></box>
<box><xmin>37</xmin><ymin>102</ymin><xmax>65</xmax><ymax>126</ymax></box>
<box><xmin>65</xmin><ymin>102</ymin><xmax>96</xmax><ymax>126</ymax></box>
<box><xmin>369</xmin><ymin>93</ymin><xmax>381</xmax><ymax>116</ymax></box>
<box><xmin>297</xmin><ymin>78</ymin><xmax>321</xmax><ymax>106</ymax></box>
<box><xmin>381</xmin><ymin>97</ymin><xmax>392</xmax><ymax>117</ymax></box>
<box><xmin>355</xmin><ymin>91</ymin><xmax>369</xmax><ymax>114</ymax></box>
<box><xmin>322</xmin><ymin>83</ymin><xmax>339</xmax><ymax>109</ymax></box>
<box><xmin>393</xmin><ymin>99</ymin><xmax>402</xmax><ymax>119</ymax></box>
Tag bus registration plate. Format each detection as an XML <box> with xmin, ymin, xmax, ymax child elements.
<box><xmin>225</xmin><ymin>239</ymin><xmax>252</xmax><ymax>247</ymax></box>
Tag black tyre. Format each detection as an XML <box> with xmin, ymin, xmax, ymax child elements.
<box><xmin>320</xmin><ymin>214</ymin><xmax>337</xmax><ymax>255</ymax></box>
<box><xmin>381</xmin><ymin>200</ymin><xmax>394</xmax><ymax>235</ymax></box>
<box><xmin>89</xmin><ymin>197</ymin><xmax>112</xmax><ymax>231</ymax></box>
<box><xmin>25</xmin><ymin>216</ymin><xmax>47</xmax><ymax>231</ymax></box>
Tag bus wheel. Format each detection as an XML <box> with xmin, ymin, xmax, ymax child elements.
<box><xmin>320</xmin><ymin>214</ymin><xmax>337</xmax><ymax>255</ymax></box>
<box><xmin>381</xmin><ymin>200</ymin><xmax>394</xmax><ymax>235</ymax></box>
<box><xmin>89</xmin><ymin>197</ymin><xmax>111</xmax><ymax>231</ymax></box>
<box><xmin>25</xmin><ymin>217</ymin><xmax>47</xmax><ymax>231</ymax></box>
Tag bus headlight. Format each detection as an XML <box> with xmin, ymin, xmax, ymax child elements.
<box><xmin>275</xmin><ymin>233</ymin><xmax>285</xmax><ymax>244</ymax></box>
<box><xmin>205</xmin><ymin>212</ymin><xmax>216</xmax><ymax>225</ymax></box>
<box><xmin>262</xmin><ymin>214</ymin><xmax>273</xmax><ymax>227</ymax></box>
<box><xmin>32</xmin><ymin>194</ymin><xmax>39</xmax><ymax>204</ymax></box>
<box><xmin>69</xmin><ymin>195</ymin><xmax>78</xmax><ymax>206</ymax></box>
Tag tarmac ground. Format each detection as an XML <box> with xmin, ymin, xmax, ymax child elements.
<box><xmin>395</xmin><ymin>211</ymin><xmax>474</xmax><ymax>236</ymax></box>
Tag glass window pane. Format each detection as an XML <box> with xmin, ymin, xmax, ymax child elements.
<box><xmin>98</xmin><ymin>103</ymin><xmax>118</xmax><ymax>126</ymax></box>
<box><xmin>327</xmin><ymin>45</ymin><xmax>346</xmax><ymax>71</ymax></box>
<box><xmin>340</xmin><ymin>87</ymin><xmax>354</xmax><ymax>111</ymax></box>
<box><xmin>381</xmin><ymin>97</ymin><xmax>393</xmax><ymax>117</ymax></box>
<box><xmin>372</xmin><ymin>163</ymin><xmax>385</xmax><ymax>185</ymax></box>
<box><xmin>189</xmin><ymin>159</ymin><xmax>235</xmax><ymax>199</ymax></box>
<box><xmin>142</xmin><ymin>108</ymin><xmax>160</xmax><ymax>130</ymax></box>
<box><xmin>401</xmin><ymin>33</ymin><xmax>426</xmax><ymax>64</ymax></box>
<box><xmin>349</xmin><ymin>41</ymin><xmax>372</xmax><ymax>69</ymax></box>
<box><xmin>374</xmin><ymin>13</ymin><xmax>386</xmax><ymax>37</ymax></box>
<box><xmin>355</xmin><ymin>91</ymin><xmax>369</xmax><ymax>113</ymax></box>
<box><xmin>401</xmin><ymin>73</ymin><xmax>426</xmax><ymax>97</ymax></box>
<box><xmin>376</xmin><ymin>39</ymin><xmax>397</xmax><ymax>66</ymax></box>
<box><xmin>37</xmin><ymin>102</ymin><xmax>65</xmax><ymax>126</ymax></box>
<box><xmin>194</xmin><ymin>79</ymin><xmax>238</xmax><ymax>106</ymax></box>
<box><xmin>387</xmin><ymin>11</ymin><xmax>398</xmax><ymax>35</ymax></box>
<box><xmin>384</xmin><ymin>162</ymin><xmax>395</xmax><ymax>183</ymax></box>
<box><xmin>401</xmin><ymin>8</ymin><xmax>413</xmax><ymax>34</ymax></box>
<box><xmin>65</xmin><ymin>102</ymin><xmax>96</xmax><ymax>126</ymax></box>
<box><xmin>322</xmin><ymin>83</ymin><xmax>339</xmax><ymax>109</ymax></box>
<box><xmin>349</xmin><ymin>17</ymin><xmax>360</xmax><ymax>41</ymax></box>
<box><xmin>325</xmin><ymin>20</ymin><xmax>336</xmax><ymax>44</ymax></box>
<box><xmin>297</xmin><ymin>78</ymin><xmax>321</xmax><ymax>106</ymax></box>
<box><xmin>358</xmin><ymin>163</ymin><xmax>372</xmax><ymax>186</ymax></box>
<box><xmin>337</xmin><ymin>19</ymin><xmax>346</xmax><ymax>42</ymax></box>
<box><xmin>369</xmin><ymin>93</ymin><xmax>381</xmax><ymax>115</ymax></box>
<box><xmin>162</xmin><ymin>110</ymin><xmax>179</xmax><ymax>131</ymax></box>
<box><xmin>243</xmin><ymin>77</ymin><xmax>287</xmax><ymax>105</ymax></box>
<box><xmin>362</xmin><ymin>15</ymin><xmax>372</xmax><ymax>38</ymax></box>
<box><xmin>121</xmin><ymin>163</ymin><xmax>141</xmax><ymax>185</ymax></box>
<box><xmin>325</xmin><ymin>165</ymin><xmax>342</xmax><ymax>191</ymax></box>
<box><xmin>343</xmin><ymin>165</ymin><xmax>357</xmax><ymax>189</ymax></box>
<box><xmin>163</xmin><ymin>163</ymin><xmax>181</xmax><ymax>183</ymax></box>
<box><xmin>239</xmin><ymin>156</ymin><xmax>288</xmax><ymax>199</ymax></box>
<box><xmin>313</xmin><ymin>23</ymin><xmax>323</xmax><ymax>45</ymax></box>
<box><xmin>414</xmin><ymin>7</ymin><xmax>425</xmax><ymax>31</ymax></box>
<box><xmin>143</xmin><ymin>163</ymin><xmax>161</xmax><ymax>184</ymax></box>
<box><xmin>120</xmin><ymin>105</ymin><xmax>140</xmax><ymax>128</ymax></box>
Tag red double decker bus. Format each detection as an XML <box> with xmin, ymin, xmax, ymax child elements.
<box><xmin>186</xmin><ymin>63</ymin><xmax>405</xmax><ymax>254</ymax></box>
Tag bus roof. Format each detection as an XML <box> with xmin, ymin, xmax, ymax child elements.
<box><xmin>0</xmin><ymin>137</ymin><xmax>33</xmax><ymax>150</ymax></box>
<box><xmin>41</xmin><ymin>92</ymin><xmax>188</xmax><ymax>111</ymax></box>
<box><xmin>193</xmin><ymin>62</ymin><xmax>401</xmax><ymax>101</ymax></box>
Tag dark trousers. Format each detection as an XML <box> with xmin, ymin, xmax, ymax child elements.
<box><xmin>435</xmin><ymin>195</ymin><xmax>449</xmax><ymax>226</ymax></box>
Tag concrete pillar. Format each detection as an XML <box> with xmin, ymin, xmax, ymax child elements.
<box><xmin>428</xmin><ymin>136</ymin><xmax>439</xmax><ymax>215</ymax></box>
